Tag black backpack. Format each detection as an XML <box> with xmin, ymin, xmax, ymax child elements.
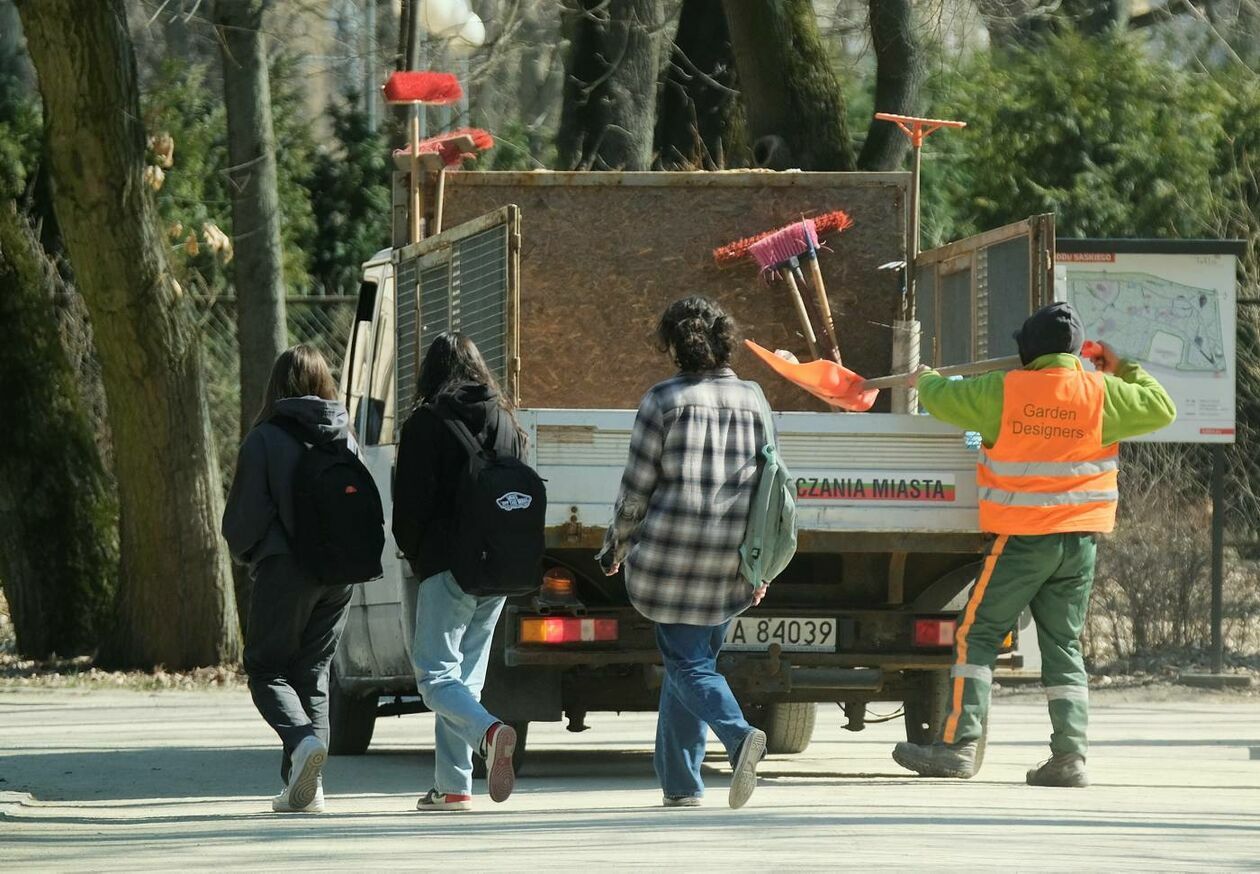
<box><xmin>437</xmin><ymin>406</ymin><xmax>546</xmax><ymax>597</ymax></box>
<box><xmin>273</xmin><ymin>419</ymin><xmax>385</xmax><ymax>586</ymax></box>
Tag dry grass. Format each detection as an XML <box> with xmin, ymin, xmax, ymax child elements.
<box><xmin>0</xmin><ymin>590</ymin><xmax>244</xmax><ymax>690</ymax></box>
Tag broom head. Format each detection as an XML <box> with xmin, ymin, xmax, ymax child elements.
<box><xmin>382</xmin><ymin>71</ymin><xmax>463</xmax><ymax>105</ymax></box>
<box><xmin>392</xmin><ymin>128</ymin><xmax>495</xmax><ymax>171</ymax></box>
<box><xmin>745</xmin><ymin>339</ymin><xmax>878</xmax><ymax>412</ymax></box>
<box><xmin>748</xmin><ymin>220</ymin><xmax>819</xmax><ymax>272</ymax></box>
<box><xmin>714</xmin><ymin>210</ymin><xmax>853</xmax><ymax>266</ymax></box>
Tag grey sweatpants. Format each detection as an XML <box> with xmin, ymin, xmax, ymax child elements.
<box><xmin>244</xmin><ymin>553</ymin><xmax>353</xmax><ymax>784</ymax></box>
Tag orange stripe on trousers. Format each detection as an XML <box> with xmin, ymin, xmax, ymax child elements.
<box><xmin>943</xmin><ymin>534</ymin><xmax>1009</xmax><ymax>744</ymax></box>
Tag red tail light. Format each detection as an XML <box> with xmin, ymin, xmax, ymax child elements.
<box><xmin>519</xmin><ymin>617</ymin><xmax>618</xmax><ymax>644</ymax></box>
<box><xmin>914</xmin><ymin>618</ymin><xmax>956</xmax><ymax>648</ymax></box>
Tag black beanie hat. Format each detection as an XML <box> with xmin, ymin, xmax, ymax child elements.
<box><xmin>1014</xmin><ymin>302</ymin><xmax>1084</xmax><ymax>365</ymax></box>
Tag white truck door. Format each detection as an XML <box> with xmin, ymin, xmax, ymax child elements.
<box><xmin>915</xmin><ymin>213</ymin><xmax>1056</xmax><ymax>367</ymax></box>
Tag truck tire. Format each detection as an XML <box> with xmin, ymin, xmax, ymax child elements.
<box><xmin>903</xmin><ymin>669</ymin><xmax>988</xmax><ymax>768</ymax></box>
<box><xmin>748</xmin><ymin>702</ymin><xmax>816</xmax><ymax>755</ymax></box>
<box><xmin>328</xmin><ymin>664</ymin><xmax>378</xmax><ymax>755</ymax></box>
<box><xmin>473</xmin><ymin>721</ymin><xmax>529</xmax><ymax>777</ymax></box>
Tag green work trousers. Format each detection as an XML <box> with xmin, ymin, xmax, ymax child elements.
<box><xmin>942</xmin><ymin>532</ymin><xmax>1096</xmax><ymax>756</ymax></box>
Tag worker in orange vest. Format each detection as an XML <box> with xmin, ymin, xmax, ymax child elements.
<box><xmin>892</xmin><ymin>302</ymin><xmax>1176</xmax><ymax>787</ymax></box>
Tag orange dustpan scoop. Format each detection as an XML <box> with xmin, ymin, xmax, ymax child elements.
<box><xmin>745</xmin><ymin>340</ymin><xmax>878</xmax><ymax>412</ymax></box>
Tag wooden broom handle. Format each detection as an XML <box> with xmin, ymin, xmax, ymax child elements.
<box><xmin>860</xmin><ymin>355</ymin><xmax>1022</xmax><ymax>390</ymax></box>
<box><xmin>805</xmin><ymin>255</ymin><xmax>840</xmax><ymax>358</ymax></box>
<box><xmin>783</xmin><ymin>271</ymin><xmax>820</xmax><ymax>360</ymax></box>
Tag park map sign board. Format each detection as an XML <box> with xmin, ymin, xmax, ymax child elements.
<box><xmin>1056</xmin><ymin>239</ymin><xmax>1244</xmax><ymax>444</ymax></box>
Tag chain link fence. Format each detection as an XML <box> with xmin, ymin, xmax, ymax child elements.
<box><xmin>194</xmin><ymin>295</ymin><xmax>357</xmax><ymax>489</ymax></box>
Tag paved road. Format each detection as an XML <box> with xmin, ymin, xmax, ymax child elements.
<box><xmin>0</xmin><ymin>685</ymin><xmax>1257</xmax><ymax>871</ymax></box>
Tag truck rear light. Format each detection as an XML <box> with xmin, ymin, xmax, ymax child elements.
<box><xmin>914</xmin><ymin>618</ymin><xmax>956</xmax><ymax>648</ymax></box>
<box><xmin>519</xmin><ymin>617</ymin><xmax>618</xmax><ymax>644</ymax></box>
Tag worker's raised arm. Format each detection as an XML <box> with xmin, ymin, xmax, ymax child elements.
<box><xmin>1100</xmin><ymin>359</ymin><xmax>1177</xmax><ymax>444</ymax></box>
<box><xmin>915</xmin><ymin>368</ymin><xmax>1006</xmax><ymax>446</ymax></box>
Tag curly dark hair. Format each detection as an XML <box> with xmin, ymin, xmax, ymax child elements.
<box><xmin>655</xmin><ymin>296</ymin><xmax>738</xmax><ymax>373</ymax></box>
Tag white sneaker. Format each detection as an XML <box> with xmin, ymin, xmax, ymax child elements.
<box><xmin>728</xmin><ymin>729</ymin><xmax>766</xmax><ymax>810</ymax></box>
<box><xmin>273</xmin><ymin>778</ymin><xmax>325</xmax><ymax>813</ymax></box>
<box><xmin>273</xmin><ymin>736</ymin><xmax>327</xmax><ymax>812</ymax></box>
<box><xmin>483</xmin><ymin>723</ymin><xmax>517</xmax><ymax>804</ymax></box>
<box><xmin>416</xmin><ymin>788</ymin><xmax>473</xmax><ymax>811</ymax></box>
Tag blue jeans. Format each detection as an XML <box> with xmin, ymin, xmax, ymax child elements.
<box><xmin>413</xmin><ymin>571</ymin><xmax>506</xmax><ymax>796</ymax></box>
<box><xmin>654</xmin><ymin>622</ymin><xmax>755</xmax><ymax>799</ymax></box>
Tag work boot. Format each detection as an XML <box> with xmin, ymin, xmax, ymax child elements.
<box><xmin>1026</xmin><ymin>752</ymin><xmax>1089</xmax><ymax>788</ymax></box>
<box><xmin>892</xmin><ymin>740</ymin><xmax>978</xmax><ymax>779</ymax></box>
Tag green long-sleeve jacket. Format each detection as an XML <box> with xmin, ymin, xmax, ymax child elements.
<box><xmin>917</xmin><ymin>353</ymin><xmax>1177</xmax><ymax>447</ymax></box>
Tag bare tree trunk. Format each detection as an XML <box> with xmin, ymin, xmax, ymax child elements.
<box><xmin>213</xmin><ymin>0</ymin><xmax>287</xmax><ymax>439</ymax></box>
<box><xmin>653</xmin><ymin>0</ymin><xmax>745</xmax><ymax>169</ymax></box>
<box><xmin>858</xmin><ymin>0</ymin><xmax>922</xmax><ymax>172</ymax></box>
<box><xmin>722</xmin><ymin>0</ymin><xmax>854</xmax><ymax>171</ymax></box>
<box><xmin>0</xmin><ymin>205</ymin><xmax>117</xmax><ymax>659</ymax></box>
<box><xmin>557</xmin><ymin>0</ymin><xmax>664</xmax><ymax>170</ymax></box>
<box><xmin>18</xmin><ymin>0</ymin><xmax>240</xmax><ymax>669</ymax></box>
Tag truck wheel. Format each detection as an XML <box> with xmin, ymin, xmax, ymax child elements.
<box><xmin>328</xmin><ymin>664</ymin><xmax>378</xmax><ymax>755</ymax></box>
<box><xmin>748</xmin><ymin>702</ymin><xmax>817</xmax><ymax>754</ymax></box>
<box><xmin>473</xmin><ymin>721</ymin><xmax>528</xmax><ymax>777</ymax></box>
<box><xmin>903</xmin><ymin>670</ymin><xmax>989</xmax><ymax>767</ymax></box>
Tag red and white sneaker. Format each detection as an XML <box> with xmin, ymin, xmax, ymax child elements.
<box><xmin>483</xmin><ymin>722</ymin><xmax>517</xmax><ymax>803</ymax></box>
<box><xmin>416</xmin><ymin>789</ymin><xmax>472</xmax><ymax>812</ymax></box>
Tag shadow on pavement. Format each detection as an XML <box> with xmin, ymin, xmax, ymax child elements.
<box><xmin>1</xmin><ymin>745</ymin><xmax>667</xmax><ymax>803</ymax></box>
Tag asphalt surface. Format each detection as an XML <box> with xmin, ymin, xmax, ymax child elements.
<box><xmin>1</xmin><ymin>685</ymin><xmax>1257</xmax><ymax>871</ymax></box>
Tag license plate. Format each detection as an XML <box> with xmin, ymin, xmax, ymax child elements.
<box><xmin>723</xmin><ymin>616</ymin><xmax>837</xmax><ymax>652</ymax></box>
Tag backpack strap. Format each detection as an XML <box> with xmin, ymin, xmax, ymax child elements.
<box><xmin>748</xmin><ymin>381</ymin><xmax>778</xmax><ymax>450</ymax></box>
<box><xmin>434</xmin><ymin>405</ymin><xmax>492</xmax><ymax>461</ymax></box>
<box><xmin>490</xmin><ymin>407</ymin><xmax>516</xmax><ymax>458</ymax></box>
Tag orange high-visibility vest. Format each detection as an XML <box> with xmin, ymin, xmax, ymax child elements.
<box><xmin>977</xmin><ymin>368</ymin><xmax>1119</xmax><ymax>535</ymax></box>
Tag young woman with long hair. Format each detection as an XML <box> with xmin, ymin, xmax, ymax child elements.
<box><xmin>392</xmin><ymin>331</ymin><xmax>526</xmax><ymax>811</ymax></box>
<box><xmin>598</xmin><ymin>296</ymin><xmax>769</xmax><ymax>809</ymax></box>
<box><xmin>222</xmin><ymin>344</ymin><xmax>356</xmax><ymax>813</ymax></box>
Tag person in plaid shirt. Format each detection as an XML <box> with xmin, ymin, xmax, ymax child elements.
<box><xmin>598</xmin><ymin>296</ymin><xmax>769</xmax><ymax>810</ymax></box>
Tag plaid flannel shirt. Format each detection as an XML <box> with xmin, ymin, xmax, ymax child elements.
<box><xmin>599</xmin><ymin>369</ymin><xmax>768</xmax><ymax>626</ymax></box>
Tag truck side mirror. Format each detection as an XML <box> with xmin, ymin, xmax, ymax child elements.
<box><xmin>355</xmin><ymin>279</ymin><xmax>378</xmax><ymax>323</ymax></box>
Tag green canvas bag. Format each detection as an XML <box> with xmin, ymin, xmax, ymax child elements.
<box><xmin>739</xmin><ymin>383</ymin><xmax>799</xmax><ymax>587</ymax></box>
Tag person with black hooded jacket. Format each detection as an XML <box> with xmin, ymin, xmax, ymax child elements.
<box><xmin>392</xmin><ymin>332</ymin><xmax>525</xmax><ymax>812</ymax></box>
<box><xmin>222</xmin><ymin>345</ymin><xmax>355</xmax><ymax>814</ymax></box>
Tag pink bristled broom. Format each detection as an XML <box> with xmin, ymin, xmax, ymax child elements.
<box><xmin>381</xmin><ymin>71</ymin><xmax>464</xmax><ymax>243</ymax></box>
<box><xmin>715</xmin><ymin>211</ymin><xmax>853</xmax><ymax>363</ymax></box>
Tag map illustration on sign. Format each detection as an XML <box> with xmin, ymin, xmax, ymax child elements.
<box><xmin>1058</xmin><ymin>244</ymin><xmax>1239</xmax><ymax>444</ymax></box>
<box><xmin>1069</xmin><ymin>271</ymin><xmax>1227</xmax><ymax>374</ymax></box>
